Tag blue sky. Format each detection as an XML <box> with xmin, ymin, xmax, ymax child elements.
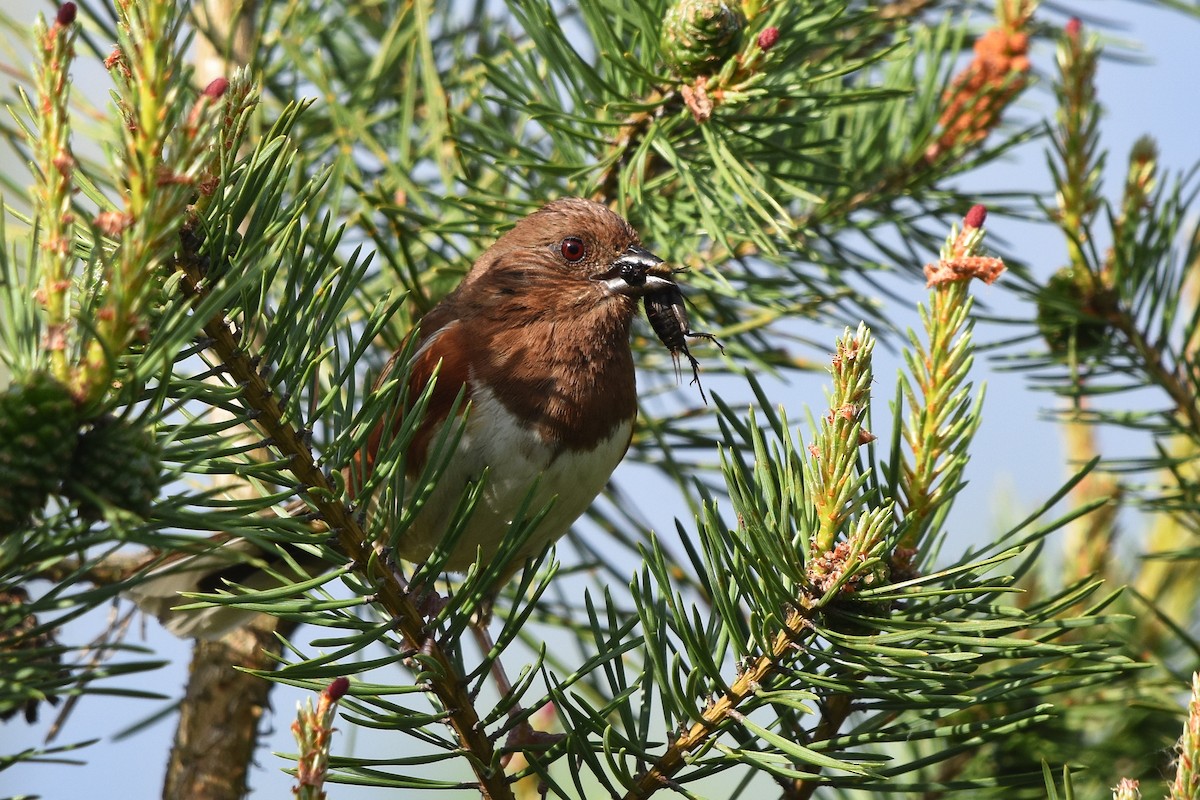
<box><xmin>3</xmin><ymin>2</ymin><xmax>1200</xmax><ymax>797</ymax></box>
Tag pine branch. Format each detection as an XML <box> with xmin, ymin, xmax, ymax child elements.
<box><xmin>899</xmin><ymin>206</ymin><xmax>1003</xmax><ymax>547</ymax></box>
<box><xmin>31</xmin><ymin>4</ymin><xmax>78</xmax><ymax>384</ymax></box>
<box><xmin>1042</xmin><ymin>16</ymin><xmax>1121</xmax><ymax>581</ymax></box>
<box><xmin>172</xmin><ymin>234</ymin><xmax>516</xmax><ymax>800</ymax></box>
<box><xmin>623</xmin><ymin>604</ymin><xmax>847</xmax><ymax>799</ymax></box>
<box><xmin>162</xmin><ymin>619</ymin><xmax>293</xmax><ymax>800</ymax></box>
<box><xmin>599</xmin><ymin>211</ymin><xmax>1110</xmax><ymax>800</ymax></box>
<box><xmin>1024</xmin><ymin>16</ymin><xmax>1200</xmax><ymax>539</ymax></box>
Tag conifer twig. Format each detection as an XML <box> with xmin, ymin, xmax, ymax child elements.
<box><xmin>173</xmin><ymin>241</ymin><xmax>515</xmax><ymax>800</ymax></box>
<box><xmin>899</xmin><ymin>205</ymin><xmax>1003</xmax><ymax>548</ymax></box>
<box><xmin>74</xmin><ymin>0</ymin><xmax>226</xmax><ymax>403</ymax></box>
<box><xmin>1168</xmin><ymin>673</ymin><xmax>1200</xmax><ymax>800</ymax></box>
<box><xmin>292</xmin><ymin>677</ymin><xmax>350</xmax><ymax>800</ymax></box>
<box><xmin>1047</xmin><ymin>16</ymin><xmax>1120</xmax><ymax>581</ymax></box>
<box><xmin>796</xmin><ymin>207</ymin><xmax>1002</xmax><ymax>796</ymax></box>
<box><xmin>32</xmin><ymin>3</ymin><xmax>79</xmax><ymax>384</ymax></box>
<box><xmin>627</xmin><ymin>327</ymin><xmax>883</xmax><ymax>799</ymax></box>
<box><xmin>622</xmin><ymin>605</ymin><xmax>825</xmax><ymax>800</ymax></box>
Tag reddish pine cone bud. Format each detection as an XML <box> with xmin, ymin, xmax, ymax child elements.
<box><xmin>56</xmin><ymin>2</ymin><xmax>76</xmax><ymax>26</ymax></box>
<box><xmin>1065</xmin><ymin>17</ymin><xmax>1082</xmax><ymax>37</ymax></box>
<box><xmin>202</xmin><ymin>77</ymin><xmax>229</xmax><ymax>99</ymax></box>
<box><xmin>964</xmin><ymin>204</ymin><xmax>987</xmax><ymax>229</ymax></box>
<box><xmin>325</xmin><ymin>677</ymin><xmax>350</xmax><ymax>701</ymax></box>
<box><xmin>757</xmin><ymin>26</ymin><xmax>779</xmax><ymax>50</ymax></box>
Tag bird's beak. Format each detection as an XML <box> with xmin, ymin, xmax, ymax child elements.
<box><xmin>594</xmin><ymin>245</ymin><xmax>678</xmax><ymax>297</ymax></box>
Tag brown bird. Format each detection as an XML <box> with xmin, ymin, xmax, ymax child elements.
<box><xmin>129</xmin><ymin>198</ymin><xmax>679</xmax><ymax>638</ymax></box>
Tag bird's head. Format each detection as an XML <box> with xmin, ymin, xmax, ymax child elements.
<box><xmin>457</xmin><ymin>198</ymin><xmax>675</xmax><ymax>318</ymax></box>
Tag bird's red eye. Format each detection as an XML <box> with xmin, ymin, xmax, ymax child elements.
<box><xmin>560</xmin><ymin>237</ymin><xmax>585</xmax><ymax>262</ymax></box>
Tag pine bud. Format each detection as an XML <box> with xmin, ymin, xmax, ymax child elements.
<box><xmin>65</xmin><ymin>416</ymin><xmax>163</xmax><ymax>518</ymax></box>
<box><xmin>202</xmin><ymin>77</ymin><xmax>229</xmax><ymax>99</ymax></box>
<box><xmin>963</xmin><ymin>204</ymin><xmax>987</xmax><ymax>229</ymax></box>
<box><xmin>1036</xmin><ymin>266</ymin><xmax>1114</xmax><ymax>357</ymax></box>
<box><xmin>0</xmin><ymin>373</ymin><xmax>78</xmax><ymax>534</ymax></box>
<box><xmin>661</xmin><ymin>0</ymin><xmax>746</xmax><ymax>77</ymax></box>
<box><xmin>325</xmin><ymin>677</ymin><xmax>350</xmax><ymax>701</ymax></box>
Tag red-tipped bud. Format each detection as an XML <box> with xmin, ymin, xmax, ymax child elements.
<box><xmin>56</xmin><ymin>2</ymin><xmax>76</xmax><ymax>26</ymax></box>
<box><xmin>202</xmin><ymin>77</ymin><xmax>229</xmax><ymax>99</ymax></box>
<box><xmin>1065</xmin><ymin>17</ymin><xmax>1082</xmax><ymax>37</ymax></box>
<box><xmin>757</xmin><ymin>26</ymin><xmax>780</xmax><ymax>51</ymax></box>
<box><xmin>964</xmin><ymin>204</ymin><xmax>987</xmax><ymax>229</ymax></box>
<box><xmin>324</xmin><ymin>677</ymin><xmax>350</xmax><ymax>701</ymax></box>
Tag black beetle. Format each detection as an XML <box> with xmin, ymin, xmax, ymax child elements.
<box><xmin>643</xmin><ymin>283</ymin><xmax>722</xmax><ymax>403</ymax></box>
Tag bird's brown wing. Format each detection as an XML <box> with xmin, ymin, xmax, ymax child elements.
<box><xmin>401</xmin><ymin>319</ymin><xmax>474</xmax><ymax>477</ymax></box>
<box><xmin>352</xmin><ymin>316</ymin><xmax>474</xmax><ymax>491</ymax></box>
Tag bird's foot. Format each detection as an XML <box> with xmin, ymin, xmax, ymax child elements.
<box><xmin>410</xmin><ymin>587</ymin><xmax>449</xmax><ymax>619</ymax></box>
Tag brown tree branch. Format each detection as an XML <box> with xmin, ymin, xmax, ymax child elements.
<box><xmin>162</xmin><ymin>618</ymin><xmax>292</xmax><ymax>800</ymax></box>
<box><xmin>161</xmin><ymin>10</ymin><xmax>304</xmax><ymax>795</ymax></box>
<box><xmin>174</xmin><ymin>243</ymin><xmax>514</xmax><ymax>799</ymax></box>
<box><xmin>622</xmin><ymin>608</ymin><xmax>824</xmax><ymax>800</ymax></box>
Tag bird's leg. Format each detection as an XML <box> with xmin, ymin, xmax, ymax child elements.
<box><xmin>387</xmin><ymin>547</ymin><xmax>449</xmax><ymax>619</ymax></box>
<box><xmin>470</xmin><ymin>618</ymin><xmax>515</xmax><ymax>699</ymax></box>
<box><xmin>470</xmin><ymin>610</ymin><xmax>563</xmax><ymax>766</ymax></box>
<box><xmin>397</xmin><ymin>565</ymin><xmax>554</xmax><ymax>761</ymax></box>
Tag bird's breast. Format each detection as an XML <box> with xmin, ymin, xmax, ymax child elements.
<box><xmin>472</xmin><ymin>308</ymin><xmax>638</xmax><ymax>450</ymax></box>
<box><xmin>396</xmin><ymin>384</ymin><xmax>633</xmax><ymax>571</ymax></box>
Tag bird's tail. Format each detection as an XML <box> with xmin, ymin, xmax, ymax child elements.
<box><xmin>124</xmin><ymin>499</ymin><xmax>328</xmax><ymax>639</ymax></box>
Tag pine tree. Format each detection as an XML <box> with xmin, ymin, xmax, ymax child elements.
<box><xmin>2</xmin><ymin>1</ymin><xmax>1200</xmax><ymax>798</ymax></box>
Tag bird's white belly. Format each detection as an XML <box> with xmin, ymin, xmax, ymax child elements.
<box><xmin>395</xmin><ymin>386</ymin><xmax>631</xmax><ymax>572</ymax></box>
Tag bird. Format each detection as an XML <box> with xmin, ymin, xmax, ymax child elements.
<box><xmin>365</xmin><ymin>197</ymin><xmax>676</xmax><ymax>576</ymax></box>
<box><xmin>128</xmin><ymin>197</ymin><xmax>680</xmax><ymax>639</ymax></box>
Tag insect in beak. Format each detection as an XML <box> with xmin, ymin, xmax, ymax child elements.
<box><xmin>643</xmin><ymin>281</ymin><xmax>723</xmax><ymax>404</ymax></box>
